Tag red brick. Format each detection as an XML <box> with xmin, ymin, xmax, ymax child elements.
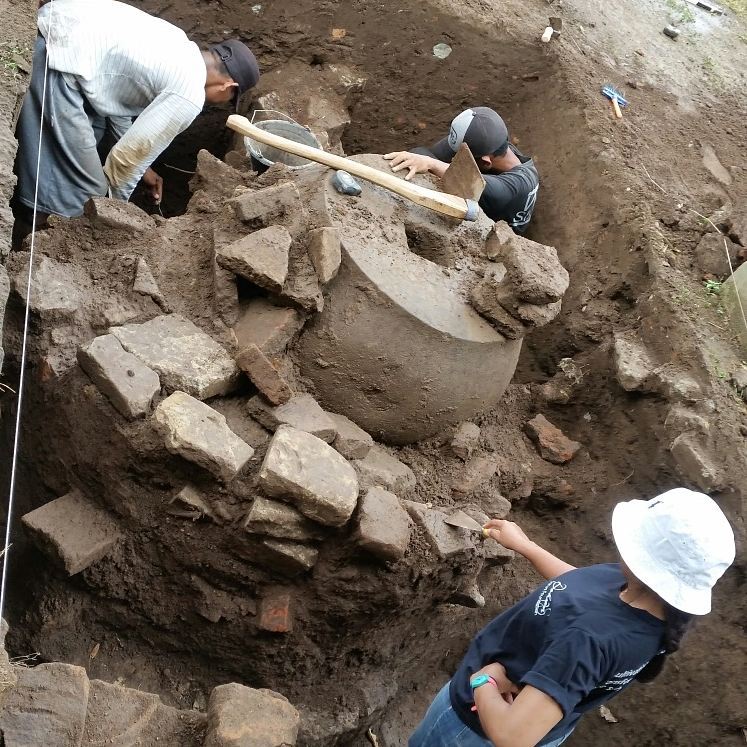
<box><xmin>259</xmin><ymin>591</ymin><xmax>293</xmax><ymax>633</ymax></box>
<box><xmin>236</xmin><ymin>344</ymin><xmax>292</xmax><ymax>405</ymax></box>
<box><xmin>525</xmin><ymin>414</ymin><xmax>581</xmax><ymax>464</ymax></box>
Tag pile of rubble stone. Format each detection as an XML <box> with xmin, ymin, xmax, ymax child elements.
<box><xmin>0</xmin><ymin>57</ymin><xmax>573</xmax><ymax>743</ymax></box>
<box><xmin>7</xmin><ymin>143</ymin><xmax>571</xmax><ymax>588</ymax></box>
<box><xmin>0</xmin><ymin>654</ymin><xmax>300</xmax><ymax>746</ymax></box>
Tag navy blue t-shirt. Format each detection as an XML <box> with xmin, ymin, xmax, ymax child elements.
<box><xmin>450</xmin><ymin>564</ymin><xmax>665</xmax><ymax>746</ymax></box>
<box><xmin>414</xmin><ymin>139</ymin><xmax>540</xmax><ymax>233</ymax></box>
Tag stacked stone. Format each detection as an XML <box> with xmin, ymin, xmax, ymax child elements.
<box><xmin>0</xmin><ymin>654</ymin><xmax>301</xmax><ymax>747</ymax></box>
<box><xmin>612</xmin><ymin>330</ymin><xmax>722</xmax><ymax>492</ymax></box>
<box><xmin>244</xmin><ymin>393</ymin><xmax>416</xmax><ymax>575</ymax></box>
<box><xmin>471</xmin><ymin>221</ymin><xmax>570</xmax><ymax>339</ymax></box>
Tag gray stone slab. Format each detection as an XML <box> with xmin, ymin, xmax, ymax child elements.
<box><xmin>12</xmin><ymin>254</ymin><xmax>85</xmax><ymax>317</ymax></box>
<box><xmin>451</xmin><ymin>453</ymin><xmax>499</xmax><ymax>495</ymax></box>
<box><xmin>84</xmin><ymin>196</ymin><xmax>155</xmax><ymax>233</ymax></box>
<box><xmin>655</xmin><ymin>367</ymin><xmax>702</xmax><ymax>402</ymax></box>
<box><xmin>470</xmin><ymin>266</ymin><xmax>527</xmax><ymax>339</ymax></box>
<box><xmin>694</xmin><ymin>232</ymin><xmax>739</xmax><ymax>277</ymax></box>
<box><xmin>0</xmin><ymin>663</ymin><xmax>89</xmax><ymax>747</ymax></box>
<box><xmin>205</xmin><ymin>683</ymin><xmax>300</xmax><ymax>747</ymax></box>
<box><xmin>307</xmin><ymin>227</ymin><xmax>341</xmax><ymax>284</ymax></box>
<box><xmin>231</xmin><ymin>181</ymin><xmax>304</xmax><ymax>232</ymax></box>
<box><xmin>664</xmin><ymin>405</ymin><xmax>710</xmax><ymax>435</ymax></box>
<box><xmin>110</xmin><ymin>314</ymin><xmax>238</xmax><ymax>400</ymax></box>
<box><xmin>352</xmin><ymin>445</ymin><xmax>416</xmax><ymax>495</ymax></box>
<box><xmin>216</xmin><ymin>226</ymin><xmax>291</xmax><ymax>294</ymax></box>
<box><xmin>154</xmin><ymin>391</ymin><xmax>254</xmax><ymax>482</ymax></box>
<box><xmin>355</xmin><ymin>487</ymin><xmax>410</xmax><ymax>562</ymax></box>
<box><xmin>0</xmin><ymin>266</ymin><xmax>9</xmax><ymax>372</ymax></box>
<box><xmin>244</xmin><ymin>496</ymin><xmax>325</xmax><ymax>542</ymax></box>
<box><xmin>451</xmin><ymin>422</ymin><xmax>480</xmax><ymax>461</ymax></box>
<box><xmin>403</xmin><ymin>501</ymin><xmax>474</xmax><ymax>559</ymax></box>
<box><xmin>329</xmin><ymin>412</ymin><xmax>373</xmax><ymax>460</ymax></box>
<box><xmin>279</xmin><ymin>243</ymin><xmax>324</xmax><ymax>312</ymax></box>
<box><xmin>481</xmin><ymin>493</ymin><xmax>513</xmax><ymax>520</ymax></box>
<box><xmin>258</xmin><ymin>426</ymin><xmax>359</xmax><ymax>527</ymax></box>
<box><xmin>701</xmin><ymin>143</ymin><xmax>732</xmax><ymax>186</ymax></box>
<box><xmin>247</xmin><ymin>393</ymin><xmax>337</xmax><ymax>443</ymax></box>
<box><xmin>257</xmin><ymin>538</ymin><xmax>319</xmax><ymax>576</ymax></box>
<box><xmin>214</xmin><ymin>255</ymin><xmax>240</xmax><ymax>327</ymax></box>
<box><xmin>133</xmin><ymin>257</ymin><xmax>168</xmax><ymax>310</ymax></box>
<box><xmin>21</xmin><ymin>490</ymin><xmax>121</xmax><ymax>576</ymax></box>
<box><xmin>83</xmin><ymin>679</ymin><xmax>205</xmax><ymax>747</ymax></box>
<box><xmin>78</xmin><ymin>334</ymin><xmax>160</xmax><ymax>419</ymax></box>
<box><xmin>670</xmin><ymin>433</ymin><xmax>723</xmax><ymax>493</ymax></box>
<box><xmin>168</xmin><ymin>485</ymin><xmax>231</xmax><ymax>524</ymax></box>
<box><xmin>613</xmin><ymin>332</ymin><xmax>657</xmax><ymax>392</ymax></box>
<box><xmin>723</xmin><ymin>261</ymin><xmax>747</xmax><ymax>354</ymax></box>
<box><xmin>484</xmin><ymin>220</ymin><xmax>516</xmax><ymax>260</ymax></box>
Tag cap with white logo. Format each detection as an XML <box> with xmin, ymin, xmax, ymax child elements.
<box><xmin>447</xmin><ymin>107</ymin><xmax>509</xmax><ymax>157</ymax></box>
<box><xmin>612</xmin><ymin>488</ymin><xmax>735</xmax><ymax>615</ymax></box>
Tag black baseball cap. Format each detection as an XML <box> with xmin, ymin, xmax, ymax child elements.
<box><xmin>210</xmin><ymin>40</ymin><xmax>260</xmax><ymax>107</ymax></box>
<box><xmin>447</xmin><ymin>107</ymin><xmax>509</xmax><ymax>157</ymax></box>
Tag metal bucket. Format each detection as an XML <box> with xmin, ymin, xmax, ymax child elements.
<box><xmin>244</xmin><ymin>120</ymin><xmax>322</xmax><ymax>170</ymax></box>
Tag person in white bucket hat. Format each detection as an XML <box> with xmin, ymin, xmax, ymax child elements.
<box><xmin>409</xmin><ymin>488</ymin><xmax>735</xmax><ymax>747</ymax></box>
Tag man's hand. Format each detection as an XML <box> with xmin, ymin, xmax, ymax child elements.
<box><xmin>474</xmin><ymin>662</ymin><xmax>520</xmax><ymax>704</ymax></box>
<box><xmin>142</xmin><ymin>167</ymin><xmax>163</xmax><ymax>204</ymax></box>
<box><xmin>383</xmin><ymin>152</ymin><xmax>436</xmax><ymax>180</ymax></box>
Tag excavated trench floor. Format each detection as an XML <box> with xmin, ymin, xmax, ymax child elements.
<box><xmin>2</xmin><ymin>1</ymin><xmax>747</xmax><ymax>746</ymax></box>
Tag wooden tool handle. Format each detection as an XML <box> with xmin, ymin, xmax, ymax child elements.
<box><xmin>227</xmin><ymin>115</ymin><xmax>471</xmax><ymax>221</ymax></box>
<box><xmin>611</xmin><ymin>97</ymin><xmax>623</xmax><ymax>119</ymax></box>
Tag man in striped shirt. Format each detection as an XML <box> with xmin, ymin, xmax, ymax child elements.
<box><xmin>13</xmin><ymin>0</ymin><xmax>259</xmax><ymax>242</ymax></box>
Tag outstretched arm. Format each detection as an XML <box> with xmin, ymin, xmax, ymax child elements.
<box><xmin>483</xmin><ymin>519</ymin><xmax>576</xmax><ymax>580</ymax></box>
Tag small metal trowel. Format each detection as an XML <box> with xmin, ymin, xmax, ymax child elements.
<box><xmin>443</xmin><ymin>509</ymin><xmax>489</xmax><ymax>538</ymax></box>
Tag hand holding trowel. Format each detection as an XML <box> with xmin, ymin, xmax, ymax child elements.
<box><xmin>443</xmin><ymin>509</ymin><xmax>491</xmax><ymax>538</ymax></box>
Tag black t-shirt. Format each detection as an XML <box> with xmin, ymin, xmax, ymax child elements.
<box><xmin>450</xmin><ymin>564</ymin><xmax>665</xmax><ymax>746</ymax></box>
<box><xmin>417</xmin><ymin>139</ymin><xmax>540</xmax><ymax>233</ymax></box>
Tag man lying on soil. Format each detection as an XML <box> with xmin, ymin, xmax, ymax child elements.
<box><xmin>384</xmin><ymin>107</ymin><xmax>539</xmax><ymax>234</ymax></box>
<box><xmin>409</xmin><ymin>488</ymin><xmax>735</xmax><ymax>747</ymax></box>
<box><xmin>12</xmin><ymin>0</ymin><xmax>260</xmax><ymax>246</ymax></box>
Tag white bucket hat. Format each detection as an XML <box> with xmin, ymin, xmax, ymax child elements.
<box><xmin>612</xmin><ymin>488</ymin><xmax>735</xmax><ymax>615</ymax></box>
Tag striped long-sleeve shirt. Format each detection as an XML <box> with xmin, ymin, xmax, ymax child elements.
<box><xmin>38</xmin><ymin>0</ymin><xmax>206</xmax><ymax>200</ymax></box>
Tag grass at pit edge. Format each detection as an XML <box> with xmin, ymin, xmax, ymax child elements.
<box><xmin>722</xmin><ymin>0</ymin><xmax>747</xmax><ymax>16</ymax></box>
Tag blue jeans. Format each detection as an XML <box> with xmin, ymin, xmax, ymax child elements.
<box><xmin>409</xmin><ymin>682</ymin><xmax>573</xmax><ymax>747</ymax></box>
